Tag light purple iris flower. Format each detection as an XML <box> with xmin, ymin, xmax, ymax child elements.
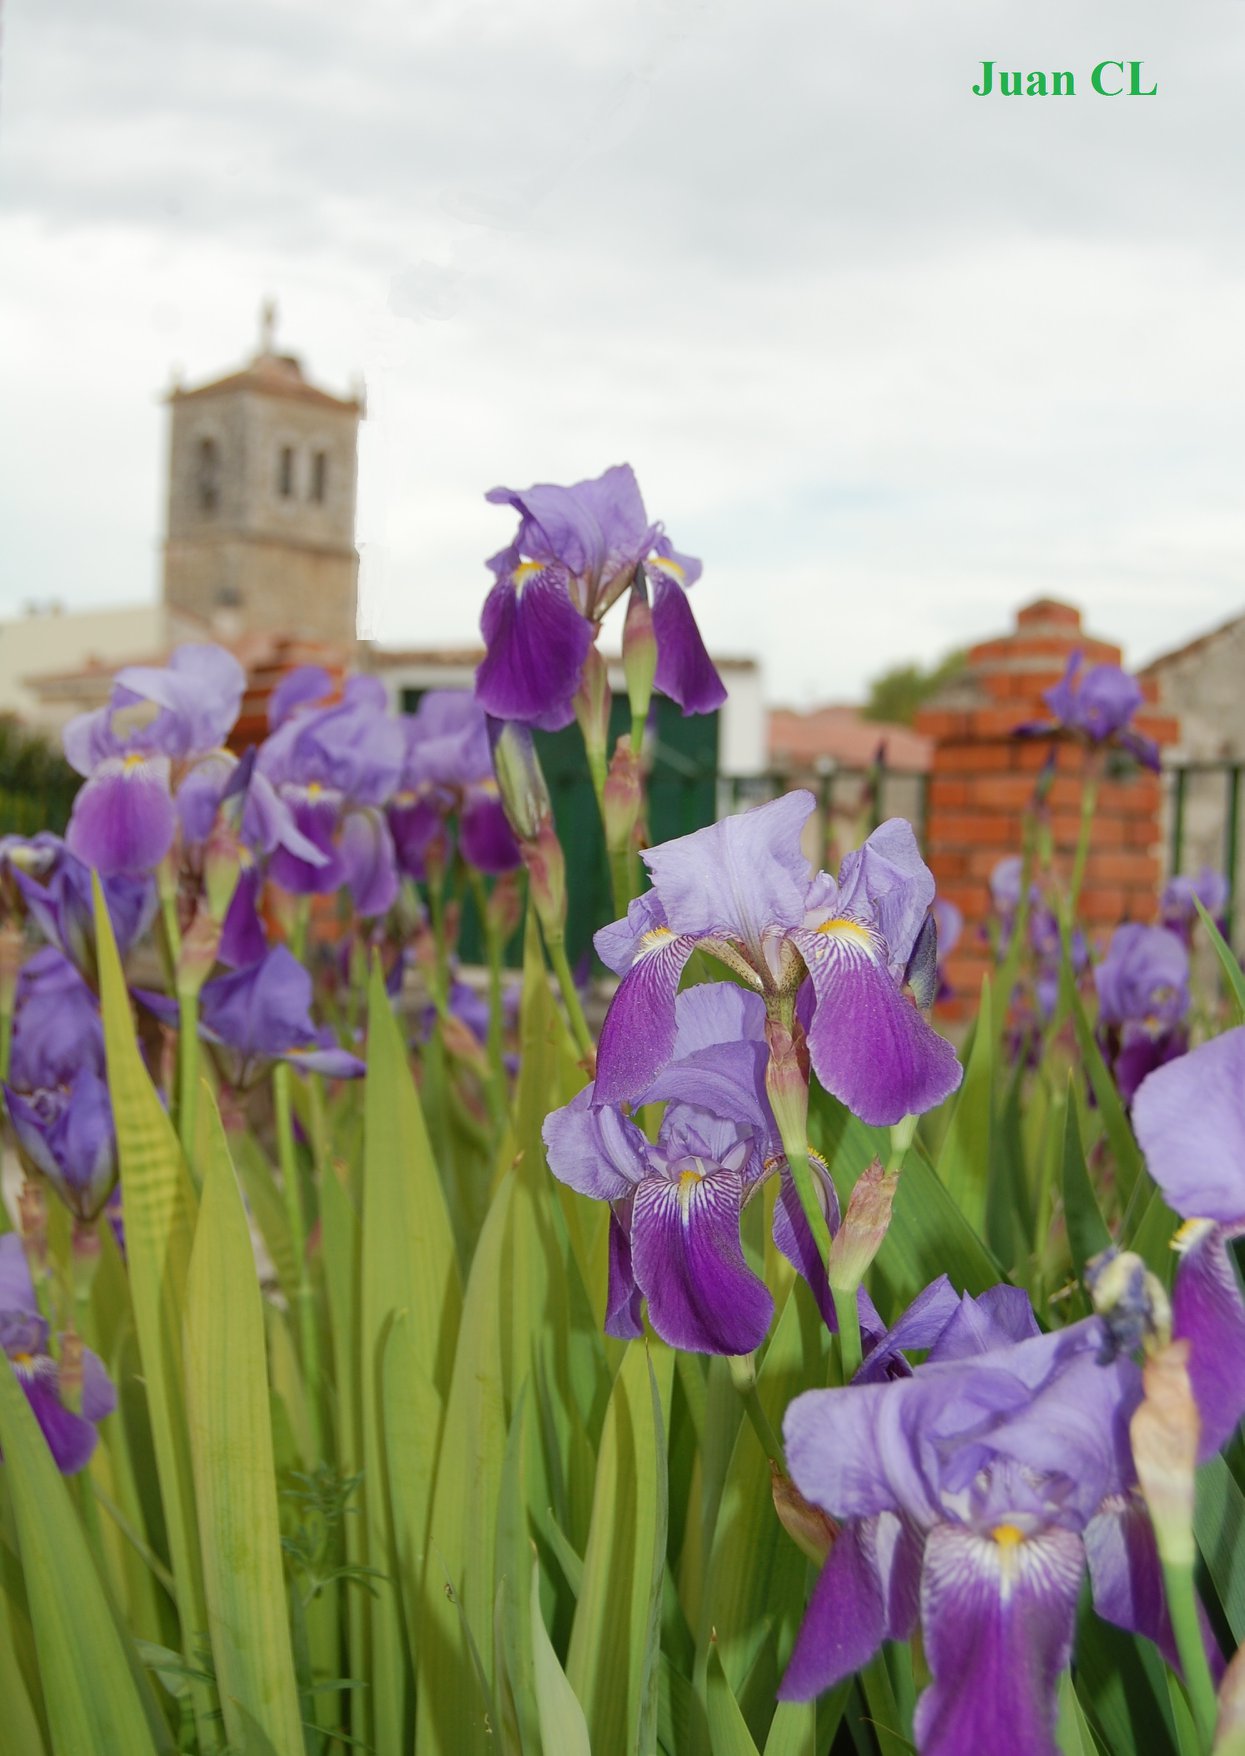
<box><xmin>0</xmin><ymin>1236</ymin><xmax>115</xmax><ymax>1474</ymax></box>
<box><xmin>474</xmin><ymin>464</ymin><xmax>725</xmax><ymax>730</ymax></box>
<box><xmin>137</xmin><ymin>945</ymin><xmax>364</xmax><ymax>1089</ymax></box>
<box><xmin>1015</xmin><ymin>652</ymin><xmax>1159</xmax><ymax>771</ymax></box>
<box><xmin>1161</xmin><ymin>867</ymin><xmax>1230</xmax><ymax>947</ymax></box>
<box><xmin>544</xmin><ymin>983</ymin><xmax>877</xmax><ymax>1353</ymax></box>
<box><xmin>1132</xmin><ymin>1028</ymin><xmax>1245</xmax><ymax>1458</ymax></box>
<box><xmin>592</xmin><ymin>794</ymin><xmax>961</xmax><ymax>1127</ymax></box>
<box><xmin>4</xmin><ymin>951</ymin><xmax>116</xmax><ymax>1222</ymax></box>
<box><xmin>781</xmin><ymin>1290</ymin><xmax>1210</xmax><ymax>1754</ymax></box>
<box><xmin>1094</xmin><ymin>923</ymin><xmax>1189</xmax><ymax>1104</ymax></box>
<box><xmin>257</xmin><ymin>674</ymin><xmax>405</xmax><ymax>916</ymax></box>
<box><xmin>388</xmin><ymin>692</ymin><xmax>520</xmax><ymax>880</ymax></box>
<box><xmin>62</xmin><ymin>645</ymin><xmax>246</xmax><ymax>874</ymax></box>
<box><xmin>12</xmin><ymin>839</ymin><xmax>155</xmax><ymax>987</ymax></box>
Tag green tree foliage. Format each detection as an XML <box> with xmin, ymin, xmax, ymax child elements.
<box><xmin>863</xmin><ymin>649</ymin><xmax>967</xmax><ymax>725</ymax></box>
<box><xmin>0</xmin><ymin>716</ymin><xmax>78</xmax><ymax>832</ymax></box>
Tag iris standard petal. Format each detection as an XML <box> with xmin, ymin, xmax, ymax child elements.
<box><xmin>831</xmin><ymin>818</ymin><xmax>936</xmax><ymax>974</ymax></box>
<box><xmin>795</xmin><ymin>922</ymin><xmax>962</xmax><ymax>1126</ymax></box>
<box><xmin>475</xmin><ymin>567</ymin><xmax>593</xmax><ymax>727</ymax></box>
<box><xmin>1171</xmin><ymin>1223</ymin><xmax>1245</xmax><ymax>1460</ymax></box>
<box><xmin>650</xmin><ymin>571</ymin><xmax>727</xmax><ymax>714</ymax></box>
<box><xmin>630</xmin><ymin>1168</ymin><xmax>773</xmax><ymax>1354</ymax></box>
<box><xmin>914</xmin><ymin>1521</ymin><xmax>1083</xmax><ymax>1756</ymax></box>
<box><xmin>855</xmin><ymin>1275</ymin><xmax>963</xmax><ymax>1384</ymax></box>
<box><xmin>642</xmin><ymin>791</ymin><xmax>815</xmax><ymax>954</ymax></box>
<box><xmin>592</xmin><ymin>927</ymin><xmax>699</xmax><ymax>1105</ymax></box>
<box><xmin>65</xmin><ymin>756</ymin><xmax>176</xmax><ymax>876</ymax></box>
<box><xmin>1132</xmin><ymin>1028</ymin><xmax>1245</xmax><ymax>1224</ymax></box>
<box><xmin>542</xmin><ymin>1087</ymin><xmax>647</xmax><ymax>1201</ymax></box>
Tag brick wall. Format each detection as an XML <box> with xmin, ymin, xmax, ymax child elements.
<box><xmin>915</xmin><ymin>598</ymin><xmax>1178</xmax><ymax>1014</ymax></box>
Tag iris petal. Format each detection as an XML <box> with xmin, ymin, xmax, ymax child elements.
<box><xmin>65</xmin><ymin>756</ymin><xmax>175</xmax><ymax>876</ymax></box>
<box><xmin>914</xmin><ymin>1522</ymin><xmax>1083</xmax><ymax>1756</ymax></box>
<box><xmin>475</xmin><ymin>568</ymin><xmax>592</xmax><ymax>727</ymax></box>
<box><xmin>1171</xmin><ymin>1223</ymin><xmax>1245</xmax><ymax>1460</ymax></box>
<box><xmin>630</xmin><ymin>1167</ymin><xmax>772</xmax><ymax>1354</ymax></box>
<box><xmin>794</xmin><ymin>923</ymin><xmax>962</xmax><ymax>1126</ymax></box>
<box><xmin>593</xmin><ymin>928</ymin><xmax>699</xmax><ymax>1105</ymax></box>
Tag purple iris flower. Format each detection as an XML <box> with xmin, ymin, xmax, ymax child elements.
<box><xmin>7</xmin><ymin>949</ymin><xmax>104</xmax><ymax>1090</ymax></box>
<box><xmin>4</xmin><ymin>950</ymin><xmax>116</xmax><ymax>1222</ymax></box>
<box><xmin>12</xmin><ymin>839</ymin><xmax>155</xmax><ymax>988</ymax></box>
<box><xmin>1132</xmin><ymin>1028</ymin><xmax>1245</xmax><ymax>1458</ymax></box>
<box><xmin>1161</xmin><ymin>867</ymin><xmax>1231</xmax><ymax>947</ymax></box>
<box><xmin>591</xmin><ymin>794</ymin><xmax>961</xmax><ymax>1127</ymax></box>
<box><xmin>781</xmin><ymin>1290</ymin><xmax>1210</xmax><ymax>1753</ymax></box>
<box><xmin>62</xmin><ymin>645</ymin><xmax>246</xmax><ymax>874</ymax></box>
<box><xmin>257</xmin><ymin>674</ymin><xmax>405</xmax><ymax>916</ymax></box>
<box><xmin>0</xmin><ymin>1236</ymin><xmax>115</xmax><ymax>1473</ymax></box>
<box><xmin>1094</xmin><ymin>923</ymin><xmax>1189</xmax><ymax>1104</ymax></box>
<box><xmin>137</xmin><ymin>945</ymin><xmax>364</xmax><ymax>1089</ymax></box>
<box><xmin>174</xmin><ymin>746</ymin><xmax>326</xmax><ymax>871</ymax></box>
<box><xmin>1015</xmin><ymin>652</ymin><xmax>1159</xmax><ymax>771</ymax></box>
<box><xmin>545</xmin><ymin>983</ymin><xmax>880</xmax><ymax>1353</ymax></box>
<box><xmin>474</xmin><ymin>464</ymin><xmax>725</xmax><ymax>730</ymax></box>
<box><xmin>388</xmin><ymin>692</ymin><xmax>520</xmax><ymax>880</ymax></box>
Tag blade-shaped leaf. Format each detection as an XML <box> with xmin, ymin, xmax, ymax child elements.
<box><xmin>1061</xmin><ymin>1078</ymin><xmax>1110</xmax><ymax>1281</ymax></box>
<box><xmin>0</xmin><ymin>1352</ymin><xmax>164</xmax><ymax>1756</ymax></box>
<box><xmin>183</xmin><ymin>1089</ymin><xmax>305</xmax><ymax>1756</ymax></box>
<box><xmin>531</xmin><ymin>1558</ymin><xmax>590</xmax><ymax>1756</ymax></box>
<box><xmin>1193</xmin><ymin>895</ymin><xmax>1245</xmax><ymax>1025</ymax></box>
<box><xmin>362</xmin><ymin>955</ymin><xmax>463</xmax><ymax>1750</ymax></box>
<box><xmin>93</xmin><ymin>875</ymin><xmax>214</xmax><ymax>1733</ymax></box>
<box><xmin>567</xmin><ymin>1343</ymin><xmax>671</xmax><ymax>1756</ymax></box>
<box><xmin>935</xmin><ymin>972</ymin><xmax>993</xmax><ymax>1233</ymax></box>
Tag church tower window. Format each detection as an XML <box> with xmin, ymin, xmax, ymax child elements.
<box><xmin>278</xmin><ymin>446</ymin><xmax>295</xmax><ymax>498</ymax></box>
<box><xmin>196</xmin><ymin>436</ymin><xmax>220</xmax><ymax>513</ymax></box>
<box><xmin>311</xmin><ymin>450</ymin><xmax>328</xmax><ymax>503</ymax></box>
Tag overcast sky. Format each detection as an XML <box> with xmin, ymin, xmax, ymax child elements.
<box><xmin>3</xmin><ymin>0</ymin><xmax>1244</xmax><ymax>705</ymax></box>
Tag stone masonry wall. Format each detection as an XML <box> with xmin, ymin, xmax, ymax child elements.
<box><xmin>915</xmin><ymin>598</ymin><xmax>1178</xmax><ymax>1016</ymax></box>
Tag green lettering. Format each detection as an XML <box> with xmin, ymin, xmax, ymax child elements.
<box><xmin>1092</xmin><ymin>60</ymin><xmax>1124</xmax><ymax>95</ymax></box>
<box><xmin>1052</xmin><ymin>70</ymin><xmax>1074</xmax><ymax>95</ymax></box>
<box><xmin>1129</xmin><ymin>61</ymin><xmax>1158</xmax><ymax>95</ymax></box>
<box><xmin>1026</xmin><ymin>71</ymin><xmax>1048</xmax><ymax>96</ymax></box>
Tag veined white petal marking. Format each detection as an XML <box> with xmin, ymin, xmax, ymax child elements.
<box><xmin>813</xmin><ymin>916</ymin><xmax>882</xmax><ymax>959</ymax></box>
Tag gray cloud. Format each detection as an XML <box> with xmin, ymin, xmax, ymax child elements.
<box><xmin>3</xmin><ymin>0</ymin><xmax>1244</xmax><ymax>706</ymax></box>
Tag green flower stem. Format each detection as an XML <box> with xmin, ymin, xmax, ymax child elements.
<box><xmin>727</xmin><ymin>1352</ymin><xmax>784</xmax><ymax>1465</ymax></box>
<box><xmin>545</xmin><ymin>934</ymin><xmax>596</xmax><ymax>1064</ymax></box>
<box><xmin>608</xmin><ymin>841</ymin><xmax>637</xmax><ymax>920</ymax></box>
<box><xmin>1161</xmin><ymin>1550</ymin><xmax>1219</xmax><ymax>1751</ymax></box>
<box><xmin>764</xmin><ymin>1009</ymin><xmax>861</xmax><ymax>1378</ymax></box>
<box><xmin>828</xmin><ymin>1269</ymin><xmax>862</xmax><ymax>1385</ymax></box>
<box><xmin>176</xmin><ymin>988</ymin><xmax>199</xmax><ymax>1163</ymax></box>
<box><xmin>469</xmin><ymin>872</ymin><xmax>511</xmax><ymax>1125</ymax></box>
<box><xmin>426</xmin><ymin>867</ymin><xmax>451</xmax><ymax>1014</ymax></box>
<box><xmin>1065</xmin><ymin>768</ymin><xmax>1100</xmax><ymax>933</ymax></box>
<box><xmin>274</xmin><ymin>1060</ymin><xmax>325</xmax><ymax>1462</ymax></box>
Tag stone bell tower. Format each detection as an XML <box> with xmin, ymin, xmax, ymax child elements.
<box><xmin>161</xmin><ymin>304</ymin><xmax>362</xmax><ymax>648</ymax></box>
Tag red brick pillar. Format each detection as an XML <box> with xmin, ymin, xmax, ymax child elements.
<box><xmin>914</xmin><ymin>598</ymin><xmax>1178</xmax><ymax>1014</ymax></box>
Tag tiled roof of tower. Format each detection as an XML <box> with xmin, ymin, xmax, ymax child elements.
<box><xmin>168</xmin><ymin>350</ymin><xmax>362</xmax><ymax>413</ymax></box>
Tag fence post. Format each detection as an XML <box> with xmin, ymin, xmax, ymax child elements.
<box><xmin>1226</xmin><ymin>765</ymin><xmax>1241</xmax><ymax>939</ymax></box>
<box><xmin>1170</xmin><ymin>763</ymin><xmax>1187</xmax><ymax>877</ymax></box>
